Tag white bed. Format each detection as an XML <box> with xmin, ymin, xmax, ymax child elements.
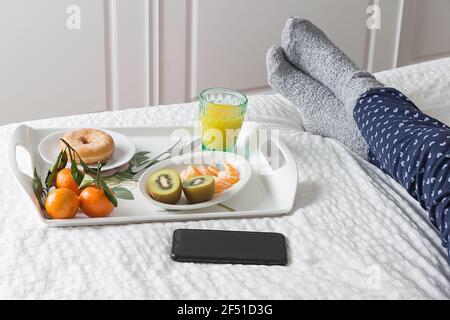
<box><xmin>1</xmin><ymin>58</ymin><xmax>449</xmax><ymax>299</ymax></box>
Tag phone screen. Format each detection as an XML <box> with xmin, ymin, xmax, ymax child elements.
<box><xmin>171</xmin><ymin>229</ymin><xmax>287</xmax><ymax>266</ymax></box>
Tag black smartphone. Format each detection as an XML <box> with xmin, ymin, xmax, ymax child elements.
<box><xmin>171</xmin><ymin>229</ymin><xmax>287</xmax><ymax>266</ymax></box>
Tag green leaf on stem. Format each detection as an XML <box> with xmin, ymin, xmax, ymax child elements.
<box><xmin>70</xmin><ymin>160</ymin><xmax>84</xmax><ymax>185</ymax></box>
<box><xmin>79</xmin><ymin>174</ymin><xmax>95</xmax><ymax>189</ymax></box>
<box><xmin>45</xmin><ymin>150</ymin><xmax>67</xmax><ymax>189</ymax></box>
<box><xmin>111</xmin><ymin>187</ymin><xmax>134</xmax><ymax>200</ymax></box>
<box><xmin>33</xmin><ymin>168</ymin><xmax>45</xmax><ymax>208</ymax></box>
<box><xmin>99</xmin><ymin>179</ymin><xmax>118</xmax><ymax>207</ymax></box>
<box><xmin>129</xmin><ymin>151</ymin><xmax>151</xmax><ymax>166</ymax></box>
<box><xmin>115</xmin><ymin>171</ymin><xmax>134</xmax><ymax>180</ymax></box>
<box><xmin>59</xmin><ymin>150</ymin><xmax>68</xmax><ymax>170</ymax></box>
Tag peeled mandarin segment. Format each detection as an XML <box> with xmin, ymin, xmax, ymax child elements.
<box><xmin>214</xmin><ymin>183</ymin><xmax>223</xmax><ymax>194</ymax></box>
<box><xmin>224</xmin><ymin>161</ymin><xmax>239</xmax><ymax>177</ymax></box>
<box><xmin>206</xmin><ymin>168</ymin><xmax>219</xmax><ymax>177</ymax></box>
<box><xmin>206</xmin><ymin>164</ymin><xmax>220</xmax><ymax>176</ymax></box>
<box><xmin>211</xmin><ymin>175</ymin><xmax>224</xmax><ymax>194</ymax></box>
<box><xmin>190</xmin><ymin>165</ymin><xmax>201</xmax><ymax>175</ymax></box>
<box><xmin>186</xmin><ymin>165</ymin><xmax>201</xmax><ymax>178</ymax></box>
<box><xmin>180</xmin><ymin>165</ymin><xmax>200</xmax><ymax>181</ymax></box>
<box><xmin>218</xmin><ymin>171</ymin><xmax>239</xmax><ymax>184</ymax></box>
<box><xmin>197</xmin><ymin>165</ymin><xmax>210</xmax><ymax>176</ymax></box>
<box><xmin>180</xmin><ymin>169</ymin><xmax>189</xmax><ymax>181</ymax></box>
<box><xmin>213</xmin><ymin>176</ymin><xmax>232</xmax><ymax>190</ymax></box>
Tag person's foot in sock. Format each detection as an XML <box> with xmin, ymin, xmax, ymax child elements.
<box><xmin>266</xmin><ymin>45</ymin><xmax>369</xmax><ymax>159</ymax></box>
<box><xmin>281</xmin><ymin>17</ymin><xmax>383</xmax><ymax>113</ymax></box>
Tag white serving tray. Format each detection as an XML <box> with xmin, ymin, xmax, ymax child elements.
<box><xmin>8</xmin><ymin>122</ymin><xmax>298</xmax><ymax>227</ymax></box>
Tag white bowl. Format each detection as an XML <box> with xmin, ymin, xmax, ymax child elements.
<box><xmin>138</xmin><ymin>151</ymin><xmax>251</xmax><ymax>211</ymax></box>
<box><xmin>38</xmin><ymin>128</ymin><xmax>136</xmax><ymax>171</ymax></box>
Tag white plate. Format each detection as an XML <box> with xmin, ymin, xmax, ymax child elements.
<box><xmin>38</xmin><ymin>128</ymin><xmax>136</xmax><ymax>171</ymax></box>
<box><xmin>138</xmin><ymin>151</ymin><xmax>251</xmax><ymax>211</ymax></box>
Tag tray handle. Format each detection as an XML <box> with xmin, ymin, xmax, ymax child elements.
<box><xmin>253</xmin><ymin>131</ymin><xmax>298</xmax><ymax>212</ymax></box>
<box><xmin>8</xmin><ymin>124</ymin><xmax>34</xmax><ymax>187</ymax></box>
<box><xmin>263</xmin><ymin>134</ymin><xmax>297</xmax><ymax>176</ymax></box>
<box><xmin>240</xmin><ymin>123</ymin><xmax>297</xmax><ymax>176</ymax></box>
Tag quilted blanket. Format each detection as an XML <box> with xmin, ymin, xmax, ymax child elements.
<box><xmin>1</xmin><ymin>58</ymin><xmax>449</xmax><ymax>299</ymax></box>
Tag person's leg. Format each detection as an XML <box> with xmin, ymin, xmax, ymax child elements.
<box><xmin>281</xmin><ymin>17</ymin><xmax>383</xmax><ymax>113</ymax></box>
<box><xmin>355</xmin><ymin>87</ymin><xmax>450</xmax><ymax>255</ymax></box>
<box><xmin>278</xmin><ymin>17</ymin><xmax>449</xmax><ymax>257</ymax></box>
<box><xmin>266</xmin><ymin>45</ymin><xmax>369</xmax><ymax>159</ymax></box>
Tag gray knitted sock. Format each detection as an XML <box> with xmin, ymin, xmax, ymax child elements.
<box><xmin>267</xmin><ymin>46</ymin><xmax>369</xmax><ymax>159</ymax></box>
<box><xmin>281</xmin><ymin>17</ymin><xmax>383</xmax><ymax>114</ymax></box>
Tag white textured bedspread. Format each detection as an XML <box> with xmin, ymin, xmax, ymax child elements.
<box><xmin>1</xmin><ymin>58</ymin><xmax>449</xmax><ymax>299</ymax></box>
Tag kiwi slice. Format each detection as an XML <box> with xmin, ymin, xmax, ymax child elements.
<box><xmin>146</xmin><ymin>169</ymin><xmax>182</xmax><ymax>204</ymax></box>
<box><xmin>182</xmin><ymin>175</ymin><xmax>215</xmax><ymax>204</ymax></box>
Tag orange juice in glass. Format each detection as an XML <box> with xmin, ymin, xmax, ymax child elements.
<box><xmin>199</xmin><ymin>88</ymin><xmax>248</xmax><ymax>152</ymax></box>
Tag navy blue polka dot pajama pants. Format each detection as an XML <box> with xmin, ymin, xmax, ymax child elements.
<box><xmin>354</xmin><ymin>88</ymin><xmax>450</xmax><ymax>260</ymax></box>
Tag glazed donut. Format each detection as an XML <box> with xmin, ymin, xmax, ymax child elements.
<box><xmin>60</xmin><ymin>128</ymin><xmax>115</xmax><ymax>164</ymax></box>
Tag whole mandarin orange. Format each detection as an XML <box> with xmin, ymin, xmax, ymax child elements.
<box><xmin>45</xmin><ymin>188</ymin><xmax>79</xmax><ymax>219</ymax></box>
<box><xmin>79</xmin><ymin>186</ymin><xmax>114</xmax><ymax>218</ymax></box>
<box><xmin>55</xmin><ymin>168</ymin><xmax>81</xmax><ymax>195</ymax></box>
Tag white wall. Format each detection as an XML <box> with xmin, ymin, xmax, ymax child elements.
<box><xmin>0</xmin><ymin>0</ymin><xmax>448</xmax><ymax>124</ymax></box>
<box><xmin>397</xmin><ymin>0</ymin><xmax>450</xmax><ymax>66</ymax></box>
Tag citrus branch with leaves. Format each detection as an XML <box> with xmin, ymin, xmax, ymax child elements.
<box><xmin>32</xmin><ymin>139</ymin><xmax>136</xmax><ymax>209</ymax></box>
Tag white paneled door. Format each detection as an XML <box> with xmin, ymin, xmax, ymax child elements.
<box><xmin>192</xmin><ymin>0</ymin><xmax>372</xmax><ymax>100</ymax></box>
<box><xmin>0</xmin><ymin>0</ymin><xmax>107</xmax><ymax>124</ymax></box>
<box><xmin>0</xmin><ymin>0</ymin><xmax>150</xmax><ymax>125</ymax></box>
